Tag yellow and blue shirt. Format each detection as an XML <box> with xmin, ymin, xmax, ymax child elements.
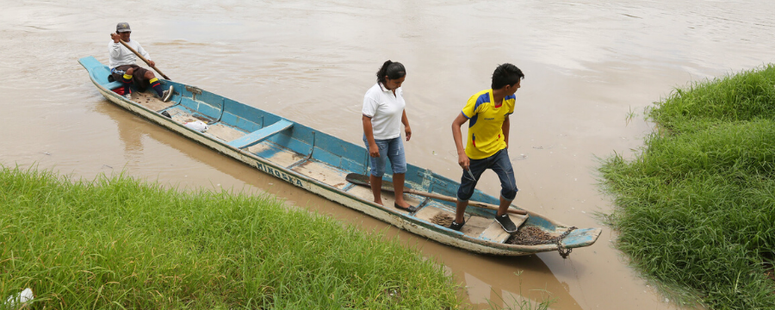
<box><xmin>461</xmin><ymin>89</ymin><xmax>515</xmax><ymax>160</ymax></box>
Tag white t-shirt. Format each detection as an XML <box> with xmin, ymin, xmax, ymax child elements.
<box><xmin>108</xmin><ymin>39</ymin><xmax>150</xmax><ymax>69</ymax></box>
<box><xmin>362</xmin><ymin>83</ymin><xmax>406</xmax><ymax>140</ymax></box>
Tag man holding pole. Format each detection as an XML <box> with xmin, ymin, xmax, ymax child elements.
<box><xmin>449</xmin><ymin>63</ymin><xmax>524</xmax><ymax>233</ymax></box>
<box><xmin>109</xmin><ymin>22</ymin><xmax>172</xmax><ymax>101</ymax></box>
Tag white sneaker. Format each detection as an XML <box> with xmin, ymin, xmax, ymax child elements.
<box><xmin>123</xmin><ymin>92</ymin><xmax>132</xmax><ymax>100</ymax></box>
<box><xmin>162</xmin><ymin>85</ymin><xmax>173</xmax><ymax>102</ymax></box>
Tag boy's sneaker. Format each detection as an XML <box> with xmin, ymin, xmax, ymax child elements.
<box><xmin>495</xmin><ymin>213</ymin><xmax>518</xmax><ymax>233</ymax></box>
<box><xmin>162</xmin><ymin>85</ymin><xmax>173</xmax><ymax>102</ymax></box>
<box><xmin>123</xmin><ymin>92</ymin><xmax>132</xmax><ymax>100</ymax></box>
<box><xmin>449</xmin><ymin>220</ymin><xmax>465</xmax><ymax>231</ymax></box>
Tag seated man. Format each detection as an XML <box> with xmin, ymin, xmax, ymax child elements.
<box><xmin>108</xmin><ymin>22</ymin><xmax>172</xmax><ymax>101</ymax></box>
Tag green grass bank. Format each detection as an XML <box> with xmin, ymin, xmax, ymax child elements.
<box><xmin>599</xmin><ymin>64</ymin><xmax>775</xmax><ymax>309</ymax></box>
<box><xmin>0</xmin><ymin>166</ymin><xmax>462</xmax><ymax>309</ymax></box>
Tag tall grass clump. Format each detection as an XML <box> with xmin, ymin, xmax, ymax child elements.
<box><xmin>0</xmin><ymin>166</ymin><xmax>462</xmax><ymax>309</ymax></box>
<box><xmin>599</xmin><ymin>64</ymin><xmax>775</xmax><ymax>310</ymax></box>
<box><xmin>649</xmin><ymin>64</ymin><xmax>775</xmax><ymax>135</ymax></box>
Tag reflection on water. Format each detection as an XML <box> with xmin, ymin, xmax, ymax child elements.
<box><xmin>455</xmin><ymin>255</ymin><xmax>585</xmax><ymax>309</ymax></box>
<box><xmin>2</xmin><ymin>0</ymin><xmax>774</xmax><ymax>309</ymax></box>
<box><xmin>101</xmin><ymin>104</ymin><xmax>145</xmax><ymax>160</ymax></box>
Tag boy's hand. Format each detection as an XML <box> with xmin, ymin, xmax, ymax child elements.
<box><xmin>457</xmin><ymin>154</ymin><xmax>470</xmax><ymax>170</ymax></box>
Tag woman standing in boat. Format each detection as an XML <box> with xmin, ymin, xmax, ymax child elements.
<box><xmin>362</xmin><ymin>60</ymin><xmax>416</xmax><ymax>212</ymax></box>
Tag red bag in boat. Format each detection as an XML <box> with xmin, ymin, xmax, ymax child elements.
<box><xmin>112</xmin><ymin>87</ymin><xmax>131</xmax><ymax>95</ymax></box>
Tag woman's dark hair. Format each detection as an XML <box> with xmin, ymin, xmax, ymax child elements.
<box><xmin>491</xmin><ymin>63</ymin><xmax>524</xmax><ymax>89</ymax></box>
<box><xmin>377</xmin><ymin>60</ymin><xmax>406</xmax><ymax>85</ymax></box>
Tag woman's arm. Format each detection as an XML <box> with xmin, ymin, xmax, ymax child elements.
<box><xmin>362</xmin><ymin>115</ymin><xmax>380</xmax><ymax>157</ymax></box>
<box><xmin>401</xmin><ymin>110</ymin><xmax>411</xmax><ymax>141</ymax></box>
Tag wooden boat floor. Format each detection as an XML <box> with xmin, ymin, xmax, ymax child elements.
<box><xmin>154</xmin><ymin>105</ymin><xmax>243</xmax><ymax>143</ymax></box>
<box><xmin>293</xmin><ymin>159</ymin><xmax>349</xmax><ymax>187</ymax></box>
<box><xmin>288</xmin><ymin>158</ymin><xmax>425</xmax><ymax>214</ymax></box>
<box><xmin>133</xmin><ymin>90</ymin><xmax>172</xmax><ymax>112</ymax></box>
<box><xmin>206</xmin><ymin>123</ymin><xmax>246</xmax><ymax>142</ymax></box>
<box><xmin>131</xmin><ymin>89</ymin><xmax>250</xmax><ymax>144</ymax></box>
<box><xmin>246</xmin><ymin>140</ymin><xmax>431</xmax><ymax>217</ymax></box>
<box><xmin>165</xmin><ymin>108</ymin><xmax>207</xmax><ymax>127</ymax></box>
<box><xmin>415</xmin><ymin>205</ymin><xmax>526</xmax><ymax>243</ymax></box>
<box><xmin>415</xmin><ymin>204</ymin><xmax>467</xmax><ymax>226</ymax></box>
<box><xmin>248</xmin><ymin>143</ymin><xmax>306</xmax><ymax>167</ymax></box>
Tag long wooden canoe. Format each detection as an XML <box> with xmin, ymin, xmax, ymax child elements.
<box><xmin>79</xmin><ymin>56</ymin><xmax>602</xmax><ymax>257</ymax></box>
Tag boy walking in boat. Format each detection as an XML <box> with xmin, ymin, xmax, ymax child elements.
<box><xmin>108</xmin><ymin>22</ymin><xmax>172</xmax><ymax>102</ymax></box>
<box><xmin>449</xmin><ymin>63</ymin><xmax>524</xmax><ymax>233</ymax></box>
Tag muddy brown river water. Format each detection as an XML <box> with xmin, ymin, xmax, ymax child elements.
<box><xmin>2</xmin><ymin>1</ymin><xmax>774</xmax><ymax>309</ymax></box>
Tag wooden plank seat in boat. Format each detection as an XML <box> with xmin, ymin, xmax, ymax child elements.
<box><xmin>227</xmin><ymin>119</ymin><xmax>293</xmax><ymax>149</ymax></box>
<box><xmin>478</xmin><ymin>214</ymin><xmax>528</xmax><ymax>242</ymax></box>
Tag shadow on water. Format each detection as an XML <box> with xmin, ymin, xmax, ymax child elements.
<box><xmin>93</xmin><ymin>96</ymin><xmax>584</xmax><ymax>309</ymax></box>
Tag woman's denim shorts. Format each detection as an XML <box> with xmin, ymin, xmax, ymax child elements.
<box><xmin>363</xmin><ymin>135</ymin><xmax>407</xmax><ymax>177</ymax></box>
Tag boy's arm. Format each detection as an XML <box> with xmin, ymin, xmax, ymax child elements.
<box><xmin>452</xmin><ymin>112</ymin><xmax>469</xmax><ymax>170</ymax></box>
<box><xmin>502</xmin><ymin>115</ymin><xmax>510</xmax><ymax>148</ymax></box>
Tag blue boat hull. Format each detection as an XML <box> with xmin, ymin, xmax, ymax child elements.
<box><xmin>79</xmin><ymin>56</ymin><xmax>602</xmax><ymax>256</ymax></box>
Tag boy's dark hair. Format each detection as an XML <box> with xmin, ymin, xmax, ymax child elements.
<box><xmin>377</xmin><ymin>60</ymin><xmax>406</xmax><ymax>85</ymax></box>
<box><xmin>491</xmin><ymin>63</ymin><xmax>524</xmax><ymax>89</ymax></box>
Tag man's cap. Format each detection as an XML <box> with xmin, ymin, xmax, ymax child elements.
<box><xmin>116</xmin><ymin>22</ymin><xmax>131</xmax><ymax>33</ymax></box>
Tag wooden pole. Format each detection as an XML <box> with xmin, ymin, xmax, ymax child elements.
<box><xmin>345</xmin><ymin>173</ymin><xmax>528</xmax><ymax>215</ymax></box>
<box><xmin>118</xmin><ymin>39</ymin><xmax>170</xmax><ymax>80</ymax></box>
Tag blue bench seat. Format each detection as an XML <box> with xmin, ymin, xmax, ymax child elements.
<box><xmin>227</xmin><ymin>119</ymin><xmax>294</xmax><ymax>149</ymax></box>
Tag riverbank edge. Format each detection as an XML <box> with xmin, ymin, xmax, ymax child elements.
<box><xmin>598</xmin><ymin>64</ymin><xmax>775</xmax><ymax>309</ymax></box>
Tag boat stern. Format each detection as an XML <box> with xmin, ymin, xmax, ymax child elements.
<box><xmin>78</xmin><ymin>56</ymin><xmax>122</xmax><ymax>91</ymax></box>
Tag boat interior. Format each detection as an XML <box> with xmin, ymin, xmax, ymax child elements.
<box><xmin>81</xmin><ymin>54</ymin><xmax>565</xmax><ymax>248</ymax></box>
<box><xmin>131</xmin><ymin>84</ymin><xmax>533</xmax><ymax>244</ymax></box>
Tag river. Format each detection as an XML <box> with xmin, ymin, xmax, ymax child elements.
<box><xmin>1</xmin><ymin>0</ymin><xmax>774</xmax><ymax>308</ymax></box>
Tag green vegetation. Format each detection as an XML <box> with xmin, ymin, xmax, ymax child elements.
<box><xmin>0</xmin><ymin>166</ymin><xmax>462</xmax><ymax>309</ymax></box>
<box><xmin>599</xmin><ymin>65</ymin><xmax>775</xmax><ymax>309</ymax></box>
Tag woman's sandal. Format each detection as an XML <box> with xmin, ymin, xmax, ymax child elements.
<box><xmin>394</xmin><ymin>203</ymin><xmax>417</xmax><ymax>213</ymax></box>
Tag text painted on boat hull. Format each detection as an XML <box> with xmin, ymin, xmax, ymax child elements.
<box><xmin>255</xmin><ymin>161</ymin><xmax>303</xmax><ymax>186</ymax></box>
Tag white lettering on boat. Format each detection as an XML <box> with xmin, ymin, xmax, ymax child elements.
<box><xmin>255</xmin><ymin>161</ymin><xmax>303</xmax><ymax>186</ymax></box>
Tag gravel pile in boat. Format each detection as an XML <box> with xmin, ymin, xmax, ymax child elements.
<box><xmin>430</xmin><ymin>213</ymin><xmax>454</xmax><ymax>227</ymax></box>
<box><xmin>431</xmin><ymin>213</ymin><xmax>566</xmax><ymax>247</ymax></box>
<box><xmin>507</xmin><ymin>226</ymin><xmax>557</xmax><ymax>245</ymax></box>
